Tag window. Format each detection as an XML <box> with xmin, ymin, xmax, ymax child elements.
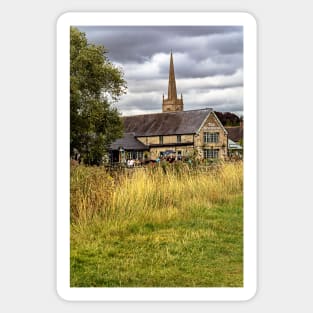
<box><xmin>204</xmin><ymin>149</ymin><xmax>219</xmax><ymax>159</ymax></box>
<box><xmin>177</xmin><ymin>135</ymin><xmax>181</xmax><ymax>143</ymax></box>
<box><xmin>136</xmin><ymin>151</ymin><xmax>143</xmax><ymax>160</ymax></box>
<box><xmin>127</xmin><ymin>151</ymin><xmax>143</xmax><ymax>160</ymax></box>
<box><xmin>204</xmin><ymin>132</ymin><xmax>219</xmax><ymax>143</ymax></box>
<box><xmin>159</xmin><ymin>136</ymin><xmax>163</xmax><ymax>144</ymax></box>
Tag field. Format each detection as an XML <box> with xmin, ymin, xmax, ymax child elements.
<box><xmin>70</xmin><ymin>161</ymin><xmax>243</xmax><ymax>287</ymax></box>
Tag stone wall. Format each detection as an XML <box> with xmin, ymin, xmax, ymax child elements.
<box><xmin>149</xmin><ymin>146</ymin><xmax>195</xmax><ymax>160</ymax></box>
<box><xmin>137</xmin><ymin>134</ymin><xmax>193</xmax><ymax>145</ymax></box>
<box><xmin>196</xmin><ymin>112</ymin><xmax>228</xmax><ymax>160</ymax></box>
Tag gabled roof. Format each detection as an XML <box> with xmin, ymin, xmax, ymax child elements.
<box><xmin>110</xmin><ymin>133</ymin><xmax>148</xmax><ymax>150</ymax></box>
<box><xmin>122</xmin><ymin>108</ymin><xmax>213</xmax><ymax>136</ymax></box>
<box><xmin>225</xmin><ymin>126</ymin><xmax>243</xmax><ymax>142</ymax></box>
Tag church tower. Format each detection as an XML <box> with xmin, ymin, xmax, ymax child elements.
<box><xmin>162</xmin><ymin>51</ymin><xmax>184</xmax><ymax>112</ymax></box>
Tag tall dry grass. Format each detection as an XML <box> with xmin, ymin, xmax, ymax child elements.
<box><xmin>70</xmin><ymin>161</ymin><xmax>243</xmax><ymax>225</ymax></box>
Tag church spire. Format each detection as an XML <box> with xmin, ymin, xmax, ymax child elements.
<box><xmin>168</xmin><ymin>51</ymin><xmax>177</xmax><ymax>100</ymax></box>
<box><xmin>162</xmin><ymin>51</ymin><xmax>184</xmax><ymax>112</ymax></box>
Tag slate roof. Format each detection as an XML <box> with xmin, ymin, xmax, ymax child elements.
<box><xmin>110</xmin><ymin>133</ymin><xmax>148</xmax><ymax>150</ymax></box>
<box><xmin>225</xmin><ymin>126</ymin><xmax>243</xmax><ymax>142</ymax></box>
<box><xmin>122</xmin><ymin>108</ymin><xmax>213</xmax><ymax>136</ymax></box>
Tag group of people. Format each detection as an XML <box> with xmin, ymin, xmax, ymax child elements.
<box><xmin>126</xmin><ymin>153</ymin><xmax>184</xmax><ymax>167</ymax></box>
<box><xmin>156</xmin><ymin>155</ymin><xmax>177</xmax><ymax>163</ymax></box>
<box><xmin>126</xmin><ymin>159</ymin><xmax>141</xmax><ymax>167</ymax></box>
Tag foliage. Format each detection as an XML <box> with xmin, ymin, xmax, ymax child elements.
<box><xmin>70</xmin><ymin>27</ymin><xmax>127</xmax><ymax>165</ymax></box>
<box><xmin>70</xmin><ymin>162</ymin><xmax>243</xmax><ymax>287</ymax></box>
<box><xmin>214</xmin><ymin>111</ymin><xmax>241</xmax><ymax>126</ymax></box>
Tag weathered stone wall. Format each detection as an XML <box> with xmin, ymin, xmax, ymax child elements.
<box><xmin>195</xmin><ymin>112</ymin><xmax>228</xmax><ymax>159</ymax></box>
<box><xmin>137</xmin><ymin>134</ymin><xmax>193</xmax><ymax>145</ymax></box>
<box><xmin>149</xmin><ymin>145</ymin><xmax>195</xmax><ymax>160</ymax></box>
<box><xmin>162</xmin><ymin>98</ymin><xmax>184</xmax><ymax>112</ymax></box>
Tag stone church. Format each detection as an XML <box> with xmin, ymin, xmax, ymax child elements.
<box><xmin>110</xmin><ymin>52</ymin><xmax>229</xmax><ymax>163</ymax></box>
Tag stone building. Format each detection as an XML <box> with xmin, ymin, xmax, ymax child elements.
<box><xmin>110</xmin><ymin>52</ymin><xmax>228</xmax><ymax>163</ymax></box>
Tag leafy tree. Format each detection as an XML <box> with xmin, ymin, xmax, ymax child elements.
<box><xmin>70</xmin><ymin>27</ymin><xmax>127</xmax><ymax>165</ymax></box>
<box><xmin>214</xmin><ymin>111</ymin><xmax>241</xmax><ymax>126</ymax></box>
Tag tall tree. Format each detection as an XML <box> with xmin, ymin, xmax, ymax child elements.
<box><xmin>70</xmin><ymin>27</ymin><xmax>127</xmax><ymax>165</ymax></box>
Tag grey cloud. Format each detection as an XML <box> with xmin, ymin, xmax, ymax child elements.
<box><xmin>122</xmin><ymin>52</ymin><xmax>242</xmax><ymax>81</ymax></box>
<box><xmin>115</xmin><ymin>92</ymin><xmax>163</xmax><ymax>115</ymax></box>
<box><xmin>75</xmin><ymin>25</ymin><xmax>243</xmax><ymax>115</ymax></box>
<box><xmin>77</xmin><ymin>26</ymin><xmax>242</xmax><ymax>63</ymax></box>
<box><xmin>184</xmin><ymin>100</ymin><xmax>243</xmax><ymax>116</ymax></box>
<box><xmin>115</xmin><ymin>85</ymin><xmax>243</xmax><ymax>117</ymax></box>
<box><xmin>126</xmin><ymin>68</ymin><xmax>243</xmax><ymax>94</ymax></box>
<box><xmin>172</xmin><ymin>55</ymin><xmax>242</xmax><ymax>78</ymax></box>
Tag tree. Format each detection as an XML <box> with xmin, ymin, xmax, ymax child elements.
<box><xmin>214</xmin><ymin>111</ymin><xmax>241</xmax><ymax>126</ymax></box>
<box><xmin>70</xmin><ymin>27</ymin><xmax>127</xmax><ymax>165</ymax></box>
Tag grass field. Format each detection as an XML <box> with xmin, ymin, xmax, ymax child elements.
<box><xmin>70</xmin><ymin>161</ymin><xmax>243</xmax><ymax>287</ymax></box>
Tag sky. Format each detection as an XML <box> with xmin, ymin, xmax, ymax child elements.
<box><xmin>77</xmin><ymin>26</ymin><xmax>243</xmax><ymax>117</ymax></box>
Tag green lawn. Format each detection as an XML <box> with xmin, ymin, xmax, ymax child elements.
<box><xmin>70</xmin><ymin>195</ymin><xmax>243</xmax><ymax>287</ymax></box>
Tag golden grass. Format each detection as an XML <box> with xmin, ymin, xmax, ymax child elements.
<box><xmin>70</xmin><ymin>161</ymin><xmax>243</xmax><ymax>225</ymax></box>
<box><xmin>70</xmin><ymin>161</ymin><xmax>243</xmax><ymax>287</ymax></box>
